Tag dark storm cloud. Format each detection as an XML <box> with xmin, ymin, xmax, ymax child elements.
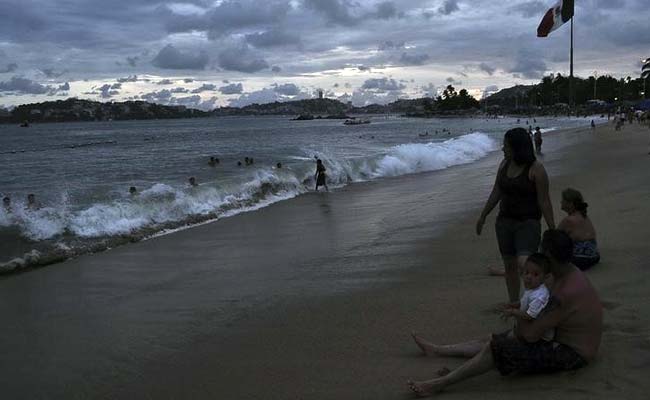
<box><xmin>117</xmin><ymin>75</ymin><xmax>138</xmax><ymax>83</ymax></box>
<box><xmin>592</xmin><ymin>0</ymin><xmax>626</xmax><ymax>10</ymax></box>
<box><xmin>41</xmin><ymin>68</ymin><xmax>67</xmax><ymax>78</ymax></box>
<box><xmin>361</xmin><ymin>78</ymin><xmax>405</xmax><ymax>92</ymax></box>
<box><xmin>126</xmin><ymin>56</ymin><xmax>139</xmax><ymax>67</ymax></box>
<box><xmin>138</xmin><ymin>88</ymin><xmax>218</xmax><ymax>110</ymax></box>
<box><xmin>152</xmin><ymin>44</ymin><xmax>209</xmax><ymax>70</ymax></box>
<box><xmin>378</xmin><ymin>40</ymin><xmax>405</xmax><ymax>51</ymax></box>
<box><xmin>162</xmin><ymin>0</ymin><xmax>291</xmax><ymax>39</ymax></box>
<box><xmin>97</xmin><ymin>83</ymin><xmax>122</xmax><ymax>98</ymax></box>
<box><xmin>510</xmin><ymin>50</ymin><xmax>547</xmax><ymax>79</ymax></box>
<box><xmin>438</xmin><ymin>0</ymin><xmax>460</xmax><ymax>16</ymax></box>
<box><xmin>219</xmin><ymin>83</ymin><xmax>243</xmax><ymax>94</ymax></box>
<box><xmin>0</xmin><ymin>63</ymin><xmax>18</xmax><ymax>73</ymax></box>
<box><xmin>0</xmin><ymin>76</ymin><xmax>50</xmax><ymax>94</ymax></box>
<box><xmin>217</xmin><ymin>45</ymin><xmax>269</xmax><ymax>73</ymax></box>
<box><xmin>271</xmin><ymin>66</ymin><xmax>282</xmax><ymax>73</ymax></box>
<box><xmin>399</xmin><ymin>52</ymin><xmax>430</xmax><ymax>66</ymax></box>
<box><xmin>303</xmin><ymin>0</ymin><xmax>403</xmax><ymax>26</ymax></box>
<box><xmin>273</xmin><ymin>83</ymin><xmax>301</xmax><ymax>96</ymax></box>
<box><xmin>478</xmin><ymin>63</ymin><xmax>496</xmax><ymax>75</ymax></box>
<box><xmin>509</xmin><ymin>1</ymin><xmax>545</xmax><ymax>18</ymax></box>
<box><xmin>303</xmin><ymin>0</ymin><xmax>358</xmax><ymax>26</ymax></box>
<box><xmin>373</xmin><ymin>2</ymin><xmax>399</xmax><ymax>20</ymax></box>
<box><xmin>191</xmin><ymin>84</ymin><xmax>217</xmax><ymax>93</ymax></box>
<box><xmin>245</xmin><ymin>29</ymin><xmax>301</xmax><ymax>48</ymax></box>
<box><xmin>46</xmin><ymin>82</ymin><xmax>70</xmax><ymax>96</ymax></box>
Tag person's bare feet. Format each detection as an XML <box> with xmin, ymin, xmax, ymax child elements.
<box><xmin>487</xmin><ymin>266</ymin><xmax>505</xmax><ymax>276</ymax></box>
<box><xmin>407</xmin><ymin>379</ymin><xmax>444</xmax><ymax>397</ymax></box>
<box><xmin>411</xmin><ymin>332</ymin><xmax>439</xmax><ymax>356</ymax></box>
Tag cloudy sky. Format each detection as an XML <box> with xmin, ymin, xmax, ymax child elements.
<box><xmin>0</xmin><ymin>0</ymin><xmax>648</xmax><ymax>110</ymax></box>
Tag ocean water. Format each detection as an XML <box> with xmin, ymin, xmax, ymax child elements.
<box><xmin>0</xmin><ymin>114</ymin><xmax>600</xmax><ymax>269</ymax></box>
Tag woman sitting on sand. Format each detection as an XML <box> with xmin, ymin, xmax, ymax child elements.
<box><xmin>558</xmin><ymin>188</ymin><xmax>600</xmax><ymax>270</ymax></box>
<box><xmin>476</xmin><ymin>128</ymin><xmax>555</xmax><ymax>303</ymax></box>
<box><xmin>408</xmin><ymin>230</ymin><xmax>602</xmax><ymax>397</ymax></box>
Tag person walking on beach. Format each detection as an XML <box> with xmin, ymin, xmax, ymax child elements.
<box><xmin>533</xmin><ymin>127</ymin><xmax>543</xmax><ymax>154</ymax></box>
<box><xmin>408</xmin><ymin>230</ymin><xmax>603</xmax><ymax>397</ymax></box>
<box><xmin>476</xmin><ymin>127</ymin><xmax>555</xmax><ymax>303</ymax></box>
<box><xmin>558</xmin><ymin>188</ymin><xmax>600</xmax><ymax>270</ymax></box>
<box><xmin>314</xmin><ymin>159</ymin><xmax>328</xmax><ymax>192</ymax></box>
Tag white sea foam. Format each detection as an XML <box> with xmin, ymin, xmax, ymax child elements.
<box><xmin>371</xmin><ymin>132</ymin><xmax>496</xmax><ymax>177</ymax></box>
<box><xmin>1</xmin><ymin>133</ymin><xmax>497</xmax><ymax>242</ymax></box>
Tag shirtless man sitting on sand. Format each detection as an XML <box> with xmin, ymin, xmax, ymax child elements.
<box><xmin>408</xmin><ymin>229</ymin><xmax>603</xmax><ymax>397</ymax></box>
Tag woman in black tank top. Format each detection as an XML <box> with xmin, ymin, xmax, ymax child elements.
<box><xmin>476</xmin><ymin>128</ymin><xmax>555</xmax><ymax>302</ymax></box>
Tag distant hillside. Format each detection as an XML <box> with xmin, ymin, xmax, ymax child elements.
<box><xmin>213</xmin><ymin>98</ymin><xmax>350</xmax><ymax>116</ymax></box>
<box><xmin>1</xmin><ymin>98</ymin><xmax>210</xmax><ymax>123</ymax></box>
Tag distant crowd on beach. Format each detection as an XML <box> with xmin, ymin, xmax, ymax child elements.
<box><xmin>407</xmin><ymin>126</ymin><xmax>605</xmax><ymax>397</ymax></box>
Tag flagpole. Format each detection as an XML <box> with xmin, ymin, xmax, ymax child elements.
<box><xmin>569</xmin><ymin>17</ymin><xmax>574</xmax><ymax>114</ymax></box>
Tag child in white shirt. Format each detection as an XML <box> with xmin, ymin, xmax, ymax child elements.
<box><xmin>501</xmin><ymin>253</ymin><xmax>554</xmax><ymax>341</ymax></box>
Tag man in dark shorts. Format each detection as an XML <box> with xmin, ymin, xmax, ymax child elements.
<box><xmin>408</xmin><ymin>230</ymin><xmax>603</xmax><ymax>397</ymax></box>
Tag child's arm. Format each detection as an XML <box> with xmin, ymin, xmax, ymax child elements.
<box><xmin>502</xmin><ymin>308</ymin><xmax>534</xmax><ymax>321</ymax></box>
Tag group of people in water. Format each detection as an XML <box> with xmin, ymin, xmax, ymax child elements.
<box><xmin>126</xmin><ymin>156</ymin><xmax>287</xmax><ymax>196</ymax></box>
<box><xmin>2</xmin><ymin>193</ymin><xmax>40</xmax><ymax>213</ymax></box>
<box><xmin>407</xmin><ymin>127</ymin><xmax>602</xmax><ymax>396</ymax></box>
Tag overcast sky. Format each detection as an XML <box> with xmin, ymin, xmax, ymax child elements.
<box><xmin>1</xmin><ymin>0</ymin><xmax>648</xmax><ymax>109</ymax></box>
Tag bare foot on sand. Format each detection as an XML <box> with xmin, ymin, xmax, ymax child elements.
<box><xmin>407</xmin><ymin>379</ymin><xmax>443</xmax><ymax>397</ymax></box>
<box><xmin>411</xmin><ymin>332</ymin><xmax>440</xmax><ymax>356</ymax></box>
<box><xmin>487</xmin><ymin>266</ymin><xmax>505</xmax><ymax>276</ymax></box>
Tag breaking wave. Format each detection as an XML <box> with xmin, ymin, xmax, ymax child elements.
<box><xmin>1</xmin><ymin>132</ymin><xmax>497</xmax><ymax>272</ymax></box>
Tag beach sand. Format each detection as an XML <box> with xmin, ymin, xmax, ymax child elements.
<box><xmin>1</xmin><ymin>121</ymin><xmax>649</xmax><ymax>399</ymax></box>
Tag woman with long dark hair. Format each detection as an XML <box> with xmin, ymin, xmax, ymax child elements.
<box><xmin>476</xmin><ymin>128</ymin><xmax>555</xmax><ymax>302</ymax></box>
<box><xmin>558</xmin><ymin>188</ymin><xmax>600</xmax><ymax>270</ymax></box>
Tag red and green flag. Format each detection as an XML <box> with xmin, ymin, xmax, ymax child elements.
<box><xmin>537</xmin><ymin>0</ymin><xmax>574</xmax><ymax>37</ymax></box>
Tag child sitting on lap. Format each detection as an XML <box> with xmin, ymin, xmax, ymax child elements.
<box><xmin>500</xmin><ymin>252</ymin><xmax>554</xmax><ymax>341</ymax></box>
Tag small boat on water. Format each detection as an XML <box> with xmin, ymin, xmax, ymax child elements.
<box><xmin>343</xmin><ymin>118</ymin><xmax>370</xmax><ymax>125</ymax></box>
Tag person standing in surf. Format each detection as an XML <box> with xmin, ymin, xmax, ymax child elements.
<box><xmin>533</xmin><ymin>127</ymin><xmax>543</xmax><ymax>154</ymax></box>
<box><xmin>314</xmin><ymin>159</ymin><xmax>328</xmax><ymax>192</ymax></box>
<box><xmin>476</xmin><ymin>128</ymin><xmax>555</xmax><ymax>303</ymax></box>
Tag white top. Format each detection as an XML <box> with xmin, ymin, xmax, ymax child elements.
<box><xmin>520</xmin><ymin>284</ymin><xmax>554</xmax><ymax>341</ymax></box>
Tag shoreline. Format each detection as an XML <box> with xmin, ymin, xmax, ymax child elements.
<box><xmin>1</xmin><ymin>122</ymin><xmax>649</xmax><ymax>398</ymax></box>
<box><xmin>0</xmin><ymin>118</ymin><xmax>591</xmax><ymax>275</ymax></box>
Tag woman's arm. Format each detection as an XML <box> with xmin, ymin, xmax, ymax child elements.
<box><xmin>476</xmin><ymin>160</ymin><xmax>505</xmax><ymax>235</ymax></box>
<box><xmin>532</xmin><ymin>162</ymin><xmax>555</xmax><ymax>229</ymax></box>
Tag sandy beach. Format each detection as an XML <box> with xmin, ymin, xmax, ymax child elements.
<box><xmin>1</xmin><ymin>121</ymin><xmax>649</xmax><ymax>399</ymax></box>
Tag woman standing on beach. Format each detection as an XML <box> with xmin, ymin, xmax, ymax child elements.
<box><xmin>558</xmin><ymin>188</ymin><xmax>600</xmax><ymax>270</ymax></box>
<box><xmin>476</xmin><ymin>128</ymin><xmax>555</xmax><ymax>303</ymax></box>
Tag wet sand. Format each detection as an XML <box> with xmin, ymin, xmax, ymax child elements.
<box><xmin>1</xmin><ymin>121</ymin><xmax>649</xmax><ymax>399</ymax></box>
